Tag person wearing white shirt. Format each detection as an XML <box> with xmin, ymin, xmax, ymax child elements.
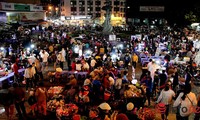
<box><xmin>147</xmin><ymin>59</ymin><xmax>152</xmax><ymax>72</ymax></box>
<box><xmin>82</xmin><ymin>61</ymin><xmax>90</xmax><ymax>71</ymax></box>
<box><xmin>57</xmin><ymin>52</ymin><xmax>65</xmax><ymax>70</ymax></box>
<box><xmin>40</xmin><ymin>50</ymin><xmax>49</xmax><ymax>71</ymax></box>
<box><xmin>24</xmin><ymin>65</ymin><xmax>34</xmax><ymax>91</ymax></box>
<box><xmin>173</xmin><ymin>84</ymin><xmax>197</xmax><ymax>119</ymax></box>
<box><xmin>76</xmin><ymin>61</ymin><xmax>82</xmax><ymax>71</ymax></box>
<box><xmin>156</xmin><ymin>84</ymin><xmax>175</xmax><ymax>120</ymax></box>
<box><xmin>90</xmin><ymin>58</ymin><xmax>96</xmax><ymax>70</ymax></box>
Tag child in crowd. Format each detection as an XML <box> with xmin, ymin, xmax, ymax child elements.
<box><xmin>28</xmin><ymin>90</ymin><xmax>37</xmax><ymax>116</ymax></box>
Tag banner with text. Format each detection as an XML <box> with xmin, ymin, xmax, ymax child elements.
<box><xmin>14</xmin><ymin>4</ymin><xmax>30</xmax><ymax>11</ymax></box>
<box><xmin>19</xmin><ymin>12</ymin><xmax>45</xmax><ymax>21</ymax></box>
<box><xmin>30</xmin><ymin>5</ymin><xmax>43</xmax><ymax>11</ymax></box>
<box><xmin>0</xmin><ymin>2</ymin><xmax>14</xmax><ymax>11</ymax></box>
<box><xmin>140</xmin><ymin>6</ymin><xmax>164</xmax><ymax>12</ymax></box>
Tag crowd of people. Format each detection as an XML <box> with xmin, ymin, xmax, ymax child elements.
<box><xmin>0</xmin><ymin>23</ymin><xmax>200</xmax><ymax>120</ymax></box>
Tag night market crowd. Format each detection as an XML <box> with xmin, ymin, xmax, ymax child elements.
<box><xmin>0</xmin><ymin>24</ymin><xmax>200</xmax><ymax>120</ymax></box>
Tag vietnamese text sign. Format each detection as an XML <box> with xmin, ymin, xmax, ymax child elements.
<box><xmin>30</xmin><ymin>5</ymin><xmax>43</xmax><ymax>11</ymax></box>
<box><xmin>19</xmin><ymin>12</ymin><xmax>45</xmax><ymax>21</ymax></box>
<box><xmin>14</xmin><ymin>4</ymin><xmax>30</xmax><ymax>11</ymax></box>
<box><xmin>0</xmin><ymin>2</ymin><xmax>14</xmax><ymax>10</ymax></box>
<box><xmin>140</xmin><ymin>6</ymin><xmax>164</xmax><ymax>12</ymax></box>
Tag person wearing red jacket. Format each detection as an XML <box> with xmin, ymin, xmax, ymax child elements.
<box><xmin>12</xmin><ymin>59</ymin><xmax>19</xmax><ymax>83</ymax></box>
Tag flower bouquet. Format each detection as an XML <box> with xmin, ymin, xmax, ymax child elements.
<box><xmin>56</xmin><ymin>103</ymin><xmax>79</xmax><ymax>119</ymax></box>
<box><xmin>137</xmin><ymin>107</ymin><xmax>156</xmax><ymax>120</ymax></box>
<box><xmin>48</xmin><ymin>86</ymin><xmax>64</xmax><ymax>98</ymax></box>
<box><xmin>47</xmin><ymin>99</ymin><xmax>65</xmax><ymax>112</ymax></box>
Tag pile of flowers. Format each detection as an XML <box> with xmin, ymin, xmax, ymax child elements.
<box><xmin>48</xmin><ymin>86</ymin><xmax>63</xmax><ymax>98</ymax></box>
<box><xmin>137</xmin><ymin>107</ymin><xmax>156</xmax><ymax>120</ymax></box>
<box><xmin>56</xmin><ymin>104</ymin><xmax>78</xmax><ymax>117</ymax></box>
<box><xmin>47</xmin><ymin>99</ymin><xmax>65</xmax><ymax>112</ymax></box>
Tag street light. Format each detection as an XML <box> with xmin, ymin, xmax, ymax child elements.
<box><xmin>48</xmin><ymin>6</ymin><xmax>52</xmax><ymax>10</ymax></box>
<box><xmin>55</xmin><ymin>7</ymin><xmax>58</xmax><ymax>11</ymax></box>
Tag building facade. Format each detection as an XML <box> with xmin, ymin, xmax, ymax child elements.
<box><xmin>0</xmin><ymin>2</ymin><xmax>45</xmax><ymax>24</ymax></box>
<box><xmin>60</xmin><ymin>0</ymin><xmax>126</xmax><ymax>26</ymax></box>
<box><xmin>0</xmin><ymin>0</ymin><xmax>41</xmax><ymax>5</ymax></box>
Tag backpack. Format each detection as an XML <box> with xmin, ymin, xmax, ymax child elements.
<box><xmin>179</xmin><ymin>95</ymin><xmax>194</xmax><ymax>117</ymax></box>
<box><xmin>125</xmin><ymin>55</ymin><xmax>130</xmax><ymax>61</ymax></box>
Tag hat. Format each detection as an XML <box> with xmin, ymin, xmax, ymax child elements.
<box><xmin>84</xmin><ymin>79</ymin><xmax>91</xmax><ymax>85</ymax></box>
<box><xmin>116</xmin><ymin>113</ymin><xmax>129</xmax><ymax>120</ymax></box>
<box><xmin>126</xmin><ymin>102</ymin><xmax>134</xmax><ymax>111</ymax></box>
<box><xmin>56</xmin><ymin>67</ymin><xmax>63</xmax><ymax>72</ymax></box>
<box><xmin>99</xmin><ymin>102</ymin><xmax>111</xmax><ymax>110</ymax></box>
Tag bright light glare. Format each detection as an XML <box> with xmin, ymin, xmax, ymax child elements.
<box><xmin>27</xmin><ymin>48</ymin><xmax>30</xmax><ymax>51</ymax></box>
<box><xmin>131</xmin><ymin>79</ymin><xmax>137</xmax><ymax>84</ymax></box>
<box><xmin>111</xmin><ymin>54</ymin><xmax>117</xmax><ymax>59</ymax></box>
<box><xmin>0</xmin><ymin>47</ymin><xmax>4</xmax><ymax>50</ymax></box>
<box><xmin>155</xmin><ymin>60</ymin><xmax>160</xmax><ymax>65</ymax></box>
<box><xmin>31</xmin><ymin>44</ymin><xmax>34</xmax><ymax>48</ymax></box>
<box><xmin>85</xmin><ymin>50</ymin><xmax>92</xmax><ymax>54</ymax></box>
<box><xmin>74</xmin><ymin>47</ymin><xmax>79</xmax><ymax>53</ymax></box>
<box><xmin>118</xmin><ymin>44</ymin><xmax>123</xmax><ymax>49</ymax></box>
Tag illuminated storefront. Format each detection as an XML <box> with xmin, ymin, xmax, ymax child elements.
<box><xmin>0</xmin><ymin>2</ymin><xmax>45</xmax><ymax>24</ymax></box>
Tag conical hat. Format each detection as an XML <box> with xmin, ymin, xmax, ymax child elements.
<box><xmin>99</xmin><ymin>102</ymin><xmax>111</xmax><ymax>110</ymax></box>
<box><xmin>56</xmin><ymin>67</ymin><xmax>63</xmax><ymax>72</ymax></box>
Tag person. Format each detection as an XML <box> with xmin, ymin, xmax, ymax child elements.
<box><xmin>35</xmin><ymin>82</ymin><xmax>48</xmax><ymax>116</ymax></box>
<box><xmin>89</xmin><ymin>108</ymin><xmax>101</xmax><ymax>120</ymax></box>
<box><xmin>12</xmin><ymin>59</ymin><xmax>19</xmax><ymax>83</ymax></box>
<box><xmin>24</xmin><ymin>65</ymin><xmax>34</xmax><ymax>91</ymax></box>
<box><xmin>90</xmin><ymin>57</ymin><xmax>97</xmax><ymax>71</ymax></box>
<box><xmin>40</xmin><ymin>50</ymin><xmax>49</xmax><ymax>71</ymax></box>
<box><xmin>159</xmin><ymin>70</ymin><xmax>168</xmax><ymax>90</ymax></box>
<box><xmin>125</xmin><ymin>102</ymin><xmax>139</xmax><ymax>120</ymax></box>
<box><xmin>28</xmin><ymin>90</ymin><xmax>37</xmax><ymax>116</ymax></box>
<box><xmin>147</xmin><ymin>59</ymin><xmax>152</xmax><ymax>72</ymax></box>
<box><xmin>173</xmin><ymin>84</ymin><xmax>197</xmax><ymax>120</ymax></box>
<box><xmin>71</xmin><ymin>60</ymin><xmax>76</xmax><ymax>71</ymax></box>
<box><xmin>0</xmin><ymin>82</ymin><xmax>14</xmax><ymax>120</ymax></box>
<box><xmin>35</xmin><ymin>58</ymin><xmax>43</xmax><ymax>81</ymax></box>
<box><xmin>67</xmin><ymin>74</ymin><xmax>77</xmax><ymax>88</ymax></box>
<box><xmin>141</xmin><ymin>72</ymin><xmax>152</xmax><ymax>106</ymax></box>
<box><xmin>12</xmin><ymin>83</ymin><xmax>27</xmax><ymax>119</ymax></box>
<box><xmin>31</xmin><ymin>62</ymin><xmax>37</xmax><ymax>87</ymax></box>
<box><xmin>124</xmin><ymin>53</ymin><xmax>130</xmax><ymax>69</ymax></box>
<box><xmin>57</xmin><ymin>51</ymin><xmax>65</xmax><ymax>70</ymax></box>
<box><xmin>156</xmin><ymin>84</ymin><xmax>175</xmax><ymax>120</ymax></box>
<box><xmin>172</xmin><ymin>67</ymin><xmax>179</xmax><ymax>91</ymax></box>
<box><xmin>194</xmin><ymin>95</ymin><xmax>200</xmax><ymax>120</ymax></box>
<box><xmin>98</xmin><ymin>102</ymin><xmax>111</xmax><ymax>120</ymax></box>
<box><xmin>132</xmin><ymin>53</ymin><xmax>138</xmax><ymax>68</ymax></box>
<box><xmin>115</xmin><ymin>74</ymin><xmax>122</xmax><ymax>100</ymax></box>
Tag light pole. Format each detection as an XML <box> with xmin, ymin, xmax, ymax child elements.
<box><xmin>48</xmin><ymin>6</ymin><xmax>52</xmax><ymax>19</ymax></box>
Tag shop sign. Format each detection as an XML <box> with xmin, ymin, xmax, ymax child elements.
<box><xmin>30</xmin><ymin>5</ymin><xmax>43</xmax><ymax>11</ymax></box>
<box><xmin>14</xmin><ymin>4</ymin><xmax>30</xmax><ymax>11</ymax></box>
<box><xmin>0</xmin><ymin>2</ymin><xmax>14</xmax><ymax>10</ymax></box>
<box><xmin>19</xmin><ymin>12</ymin><xmax>45</xmax><ymax>21</ymax></box>
<box><xmin>109</xmin><ymin>35</ymin><xmax>116</xmax><ymax>41</ymax></box>
<box><xmin>140</xmin><ymin>6</ymin><xmax>164</xmax><ymax>12</ymax></box>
